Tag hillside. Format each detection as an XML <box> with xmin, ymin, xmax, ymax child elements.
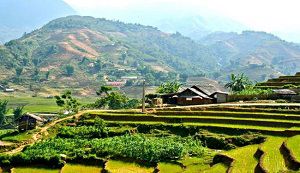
<box><xmin>2</xmin><ymin>16</ymin><xmax>300</xmax><ymax>91</ymax></box>
<box><xmin>201</xmin><ymin>31</ymin><xmax>300</xmax><ymax>81</ymax></box>
<box><xmin>0</xmin><ymin>16</ymin><xmax>218</xmax><ymax>88</ymax></box>
<box><xmin>0</xmin><ymin>0</ymin><xmax>76</xmax><ymax>43</ymax></box>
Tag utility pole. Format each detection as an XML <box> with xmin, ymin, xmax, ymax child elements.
<box><xmin>142</xmin><ymin>79</ymin><xmax>146</xmax><ymax>113</ymax></box>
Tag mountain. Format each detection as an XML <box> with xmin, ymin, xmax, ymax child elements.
<box><xmin>154</xmin><ymin>16</ymin><xmax>247</xmax><ymax>41</ymax></box>
<box><xmin>1</xmin><ymin>16</ymin><xmax>300</xmax><ymax>89</ymax></box>
<box><xmin>0</xmin><ymin>16</ymin><xmax>218</xmax><ymax>87</ymax></box>
<box><xmin>201</xmin><ymin>31</ymin><xmax>300</xmax><ymax>81</ymax></box>
<box><xmin>0</xmin><ymin>0</ymin><xmax>76</xmax><ymax>44</ymax></box>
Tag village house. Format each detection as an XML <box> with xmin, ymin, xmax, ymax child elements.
<box><xmin>160</xmin><ymin>85</ymin><xmax>228</xmax><ymax>106</ymax></box>
<box><xmin>17</xmin><ymin>113</ymin><xmax>44</xmax><ymax>131</ymax></box>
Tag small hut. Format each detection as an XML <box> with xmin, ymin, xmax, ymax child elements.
<box><xmin>177</xmin><ymin>88</ymin><xmax>214</xmax><ymax>105</ymax></box>
<box><xmin>17</xmin><ymin>113</ymin><xmax>44</xmax><ymax>131</ymax></box>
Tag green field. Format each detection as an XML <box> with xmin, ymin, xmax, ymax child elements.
<box><xmin>226</xmin><ymin>145</ymin><xmax>259</xmax><ymax>173</ymax></box>
<box><xmin>202</xmin><ymin>163</ymin><xmax>228</xmax><ymax>173</ymax></box>
<box><xmin>105</xmin><ymin>160</ymin><xmax>154</xmax><ymax>173</ymax></box>
<box><xmin>286</xmin><ymin>135</ymin><xmax>300</xmax><ymax>162</ymax></box>
<box><xmin>158</xmin><ymin>162</ymin><xmax>183</xmax><ymax>173</ymax></box>
<box><xmin>61</xmin><ymin>164</ymin><xmax>102</xmax><ymax>173</ymax></box>
<box><xmin>2</xmin><ymin>96</ymin><xmax>95</xmax><ymax>113</ymax></box>
<box><xmin>260</xmin><ymin>136</ymin><xmax>287</xmax><ymax>172</ymax></box>
<box><xmin>1</xmin><ymin>104</ymin><xmax>300</xmax><ymax>172</ymax></box>
<box><xmin>11</xmin><ymin>167</ymin><xmax>60</xmax><ymax>173</ymax></box>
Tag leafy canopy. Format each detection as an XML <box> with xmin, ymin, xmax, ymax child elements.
<box><xmin>55</xmin><ymin>90</ymin><xmax>80</xmax><ymax>113</ymax></box>
<box><xmin>156</xmin><ymin>81</ymin><xmax>182</xmax><ymax>94</ymax></box>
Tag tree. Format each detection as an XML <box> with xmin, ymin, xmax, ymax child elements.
<box><xmin>32</xmin><ymin>58</ymin><xmax>40</xmax><ymax>67</ymax></box>
<box><xmin>55</xmin><ymin>90</ymin><xmax>80</xmax><ymax>113</ymax></box>
<box><xmin>13</xmin><ymin>106</ymin><xmax>24</xmax><ymax>122</ymax></box>
<box><xmin>65</xmin><ymin>65</ymin><xmax>74</xmax><ymax>77</ymax></box>
<box><xmin>96</xmin><ymin>86</ymin><xmax>113</xmax><ymax>96</ymax></box>
<box><xmin>0</xmin><ymin>100</ymin><xmax>9</xmax><ymax>126</ymax></box>
<box><xmin>45</xmin><ymin>71</ymin><xmax>50</xmax><ymax>80</ymax></box>
<box><xmin>225</xmin><ymin>73</ymin><xmax>252</xmax><ymax>92</ymax></box>
<box><xmin>15</xmin><ymin>67</ymin><xmax>23</xmax><ymax>77</ymax></box>
<box><xmin>94</xmin><ymin>91</ymin><xmax>139</xmax><ymax>110</ymax></box>
<box><xmin>156</xmin><ymin>81</ymin><xmax>182</xmax><ymax>94</ymax></box>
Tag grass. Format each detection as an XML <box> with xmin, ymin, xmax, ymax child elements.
<box><xmin>61</xmin><ymin>164</ymin><xmax>102</xmax><ymax>173</ymax></box>
<box><xmin>202</xmin><ymin>163</ymin><xmax>228</xmax><ymax>173</ymax></box>
<box><xmin>0</xmin><ymin>129</ymin><xmax>16</xmax><ymax>137</ymax></box>
<box><xmin>105</xmin><ymin>160</ymin><xmax>154</xmax><ymax>173</ymax></box>
<box><xmin>224</xmin><ymin>145</ymin><xmax>259</xmax><ymax>173</ymax></box>
<box><xmin>157</xmin><ymin>162</ymin><xmax>183</xmax><ymax>173</ymax></box>
<box><xmin>11</xmin><ymin>167</ymin><xmax>60</xmax><ymax>173</ymax></box>
<box><xmin>286</xmin><ymin>135</ymin><xmax>300</xmax><ymax>162</ymax></box>
<box><xmin>1</xmin><ymin>131</ymin><xmax>34</xmax><ymax>142</ymax></box>
<box><xmin>180</xmin><ymin>157</ymin><xmax>213</xmax><ymax>173</ymax></box>
<box><xmin>260</xmin><ymin>136</ymin><xmax>287</xmax><ymax>172</ymax></box>
<box><xmin>3</xmin><ymin>96</ymin><xmax>94</xmax><ymax>113</ymax></box>
<box><xmin>5</xmin><ymin>97</ymin><xmax>60</xmax><ymax>113</ymax></box>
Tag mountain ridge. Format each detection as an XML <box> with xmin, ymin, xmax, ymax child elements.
<box><xmin>0</xmin><ymin>16</ymin><xmax>299</xmax><ymax>88</ymax></box>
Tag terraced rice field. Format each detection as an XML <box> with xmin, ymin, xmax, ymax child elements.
<box><xmin>286</xmin><ymin>135</ymin><xmax>300</xmax><ymax>162</ymax></box>
<box><xmin>202</xmin><ymin>163</ymin><xmax>228</xmax><ymax>173</ymax></box>
<box><xmin>105</xmin><ymin>160</ymin><xmax>154</xmax><ymax>173</ymax></box>
<box><xmin>89</xmin><ymin>104</ymin><xmax>300</xmax><ymax>133</ymax></box>
<box><xmin>257</xmin><ymin>72</ymin><xmax>300</xmax><ymax>89</ymax></box>
<box><xmin>260</xmin><ymin>136</ymin><xmax>287</xmax><ymax>172</ymax></box>
<box><xmin>11</xmin><ymin>167</ymin><xmax>60</xmax><ymax>173</ymax></box>
<box><xmin>224</xmin><ymin>145</ymin><xmax>259</xmax><ymax>173</ymax></box>
<box><xmin>4</xmin><ymin>104</ymin><xmax>300</xmax><ymax>172</ymax></box>
<box><xmin>61</xmin><ymin>164</ymin><xmax>102</xmax><ymax>173</ymax></box>
<box><xmin>158</xmin><ymin>162</ymin><xmax>184</xmax><ymax>173</ymax></box>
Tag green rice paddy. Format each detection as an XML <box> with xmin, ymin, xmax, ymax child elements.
<box><xmin>105</xmin><ymin>160</ymin><xmax>154</xmax><ymax>173</ymax></box>
<box><xmin>260</xmin><ymin>136</ymin><xmax>287</xmax><ymax>172</ymax></box>
<box><xmin>158</xmin><ymin>162</ymin><xmax>183</xmax><ymax>173</ymax></box>
<box><xmin>286</xmin><ymin>135</ymin><xmax>300</xmax><ymax>162</ymax></box>
<box><xmin>224</xmin><ymin>145</ymin><xmax>259</xmax><ymax>173</ymax></box>
<box><xmin>61</xmin><ymin>164</ymin><xmax>102</xmax><ymax>173</ymax></box>
<box><xmin>11</xmin><ymin>167</ymin><xmax>59</xmax><ymax>173</ymax></box>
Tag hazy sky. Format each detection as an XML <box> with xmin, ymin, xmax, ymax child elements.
<box><xmin>64</xmin><ymin>0</ymin><xmax>300</xmax><ymax>42</ymax></box>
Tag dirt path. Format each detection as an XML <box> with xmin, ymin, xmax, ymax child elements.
<box><xmin>4</xmin><ymin>111</ymin><xmax>91</xmax><ymax>155</ymax></box>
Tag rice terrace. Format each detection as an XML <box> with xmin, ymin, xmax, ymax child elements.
<box><xmin>1</xmin><ymin>97</ymin><xmax>300</xmax><ymax>172</ymax></box>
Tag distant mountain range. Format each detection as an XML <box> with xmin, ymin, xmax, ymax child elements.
<box><xmin>0</xmin><ymin>0</ymin><xmax>76</xmax><ymax>44</ymax></box>
<box><xmin>0</xmin><ymin>16</ymin><xmax>300</xmax><ymax>89</ymax></box>
<box><xmin>154</xmin><ymin>15</ymin><xmax>247</xmax><ymax>41</ymax></box>
<box><xmin>201</xmin><ymin>31</ymin><xmax>300</xmax><ymax>80</ymax></box>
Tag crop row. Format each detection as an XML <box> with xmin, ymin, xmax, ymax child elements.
<box><xmin>90</xmin><ymin>113</ymin><xmax>300</xmax><ymax>129</ymax></box>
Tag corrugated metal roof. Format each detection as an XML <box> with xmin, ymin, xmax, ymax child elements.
<box><xmin>179</xmin><ymin>88</ymin><xmax>212</xmax><ymax>99</ymax></box>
